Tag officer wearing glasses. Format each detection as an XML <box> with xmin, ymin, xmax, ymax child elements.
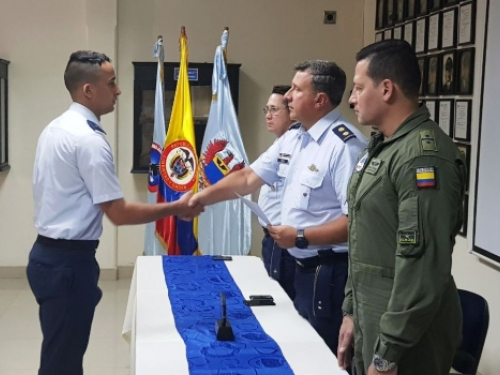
<box><xmin>257</xmin><ymin>85</ymin><xmax>299</xmax><ymax>300</ymax></box>
<box><xmin>190</xmin><ymin>60</ymin><xmax>367</xmax><ymax>354</ymax></box>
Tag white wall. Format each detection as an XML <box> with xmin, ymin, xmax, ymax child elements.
<box><xmin>115</xmin><ymin>0</ymin><xmax>367</xmax><ymax>267</ymax></box>
<box><xmin>0</xmin><ymin>0</ymin><xmax>118</xmax><ymax>269</ymax></box>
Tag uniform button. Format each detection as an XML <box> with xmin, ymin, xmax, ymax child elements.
<box><xmin>303</xmin><ymin>193</ymin><xmax>307</xmax><ymax>197</ymax></box>
<box><xmin>318</xmin><ymin>301</ymin><xmax>322</xmax><ymax>305</ymax></box>
<box><xmin>318</xmin><ymin>306</ymin><xmax>322</xmax><ymax>310</ymax></box>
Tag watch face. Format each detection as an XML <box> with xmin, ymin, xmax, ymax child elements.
<box><xmin>295</xmin><ymin>237</ymin><xmax>308</xmax><ymax>249</ymax></box>
<box><xmin>374</xmin><ymin>357</ymin><xmax>396</xmax><ymax>371</ymax></box>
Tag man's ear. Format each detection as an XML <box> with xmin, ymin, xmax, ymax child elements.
<box><xmin>315</xmin><ymin>92</ymin><xmax>329</xmax><ymax>108</ymax></box>
<box><xmin>82</xmin><ymin>83</ymin><xmax>93</xmax><ymax>100</ymax></box>
<box><xmin>380</xmin><ymin>79</ymin><xmax>395</xmax><ymax>103</ymax></box>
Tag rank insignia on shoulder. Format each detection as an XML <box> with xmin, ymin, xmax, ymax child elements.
<box><xmin>87</xmin><ymin>120</ymin><xmax>106</xmax><ymax>134</ymax></box>
<box><xmin>289</xmin><ymin>122</ymin><xmax>301</xmax><ymax>130</ymax></box>
<box><xmin>333</xmin><ymin>125</ymin><xmax>356</xmax><ymax>143</ymax></box>
<box><xmin>398</xmin><ymin>230</ymin><xmax>418</xmax><ymax>245</ymax></box>
<box><xmin>416</xmin><ymin>167</ymin><xmax>436</xmax><ymax>188</ymax></box>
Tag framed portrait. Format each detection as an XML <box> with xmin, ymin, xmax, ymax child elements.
<box><xmin>425</xmin><ymin>54</ymin><xmax>440</xmax><ymax>96</ymax></box>
<box><xmin>428</xmin><ymin>12</ymin><xmax>441</xmax><ymax>51</ymax></box>
<box><xmin>407</xmin><ymin>0</ymin><xmax>417</xmax><ymax>20</ymax></box>
<box><xmin>387</xmin><ymin>0</ymin><xmax>396</xmax><ymax>26</ymax></box>
<box><xmin>459</xmin><ymin>1</ymin><xmax>476</xmax><ymax>45</ymax></box>
<box><xmin>437</xmin><ymin>99</ymin><xmax>454</xmax><ymax>137</ymax></box>
<box><xmin>458</xmin><ymin>193</ymin><xmax>469</xmax><ymax>237</ymax></box>
<box><xmin>375</xmin><ymin>0</ymin><xmax>385</xmax><ymax>30</ymax></box>
<box><xmin>415</xmin><ymin>17</ymin><xmax>427</xmax><ymax>53</ymax></box>
<box><xmin>441</xmin><ymin>8</ymin><xmax>457</xmax><ymax>49</ymax></box>
<box><xmin>429</xmin><ymin>0</ymin><xmax>442</xmax><ymax>12</ymax></box>
<box><xmin>404</xmin><ymin>21</ymin><xmax>415</xmax><ymax>47</ymax></box>
<box><xmin>454</xmin><ymin>100</ymin><xmax>472</xmax><ymax>142</ymax></box>
<box><xmin>375</xmin><ymin>32</ymin><xmax>383</xmax><ymax>42</ymax></box>
<box><xmin>425</xmin><ymin>100</ymin><xmax>437</xmax><ymax>121</ymax></box>
<box><xmin>384</xmin><ymin>28</ymin><xmax>394</xmax><ymax>40</ymax></box>
<box><xmin>376</xmin><ymin>0</ymin><xmax>386</xmax><ymax>29</ymax></box>
<box><xmin>396</xmin><ymin>0</ymin><xmax>406</xmax><ymax>23</ymax></box>
<box><xmin>417</xmin><ymin>56</ymin><xmax>426</xmax><ymax>96</ymax></box>
<box><xmin>457</xmin><ymin>48</ymin><xmax>475</xmax><ymax>95</ymax></box>
<box><xmin>394</xmin><ymin>25</ymin><xmax>404</xmax><ymax>39</ymax></box>
<box><xmin>440</xmin><ymin>50</ymin><xmax>456</xmax><ymax>95</ymax></box>
<box><xmin>417</xmin><ymin>0</ymin><xmax>429</xmax><ymax>16</ymax></box>
<box><xmin>455</xmin><ymin>143</ymin><xmax>471</xmax><ymax>193</ymax></box>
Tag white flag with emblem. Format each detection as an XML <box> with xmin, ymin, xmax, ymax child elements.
<box><xmin>198</xmin><ymin>29</ymin><xmax>252</xmax><ymax>255</ymax></box>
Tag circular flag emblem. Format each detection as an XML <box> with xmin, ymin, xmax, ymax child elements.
<box><xmin>160</xmin><ymin>140</ymin><xmax>198</xmax><ymax>192</ymax></box>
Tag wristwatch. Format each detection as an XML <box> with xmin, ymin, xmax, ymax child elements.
<box><xmin>295</xmin><ymin>229</ymin><xmax>309</xmax><ymax>249</ymax></box>
<box><xmin>373</xmin><ymin>354</ymin><xmax>396</xmax><ymax>372</ymax></box>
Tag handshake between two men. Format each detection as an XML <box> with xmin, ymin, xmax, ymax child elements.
<box><xmin>176</xmin><ymin>189</ymin><xmax>295</xmax><ymax>249</ymax></box>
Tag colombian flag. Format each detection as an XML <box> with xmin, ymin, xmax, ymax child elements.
<box><xmin>416</xmin><ymin>167</ymin><xmax>436</xmax><ymax>188</ymax></box>
<box><xmin>156</xmin><ymin>27</ymin><xmax>199</xmax><ymax>255</ymax></box>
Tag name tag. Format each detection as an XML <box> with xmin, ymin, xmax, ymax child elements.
<box><xmin>277</xmin><ymin>158</ymin><xmax>289</xmax><ymax>164</ymax></box>
<box><xmin>365</xmin><ymin>158</ymin><xmax>382</xmax><ymax>175</ymax></box>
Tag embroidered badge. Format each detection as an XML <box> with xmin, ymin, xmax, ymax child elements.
<box><xmin>365</xmin><ymin>158</ymin><xmax>382</xmax><ymax>175</ymax></box>
<box><xmin>308</xmin><ymin>164</ymin><xmax>319</xmax><ymax>172</ymax></box>
<box><xmin>355</xmin><ymin>154</ymin><xmax>369</xmax><ymax>172</ymax></box>
<box><xmin>398</xmin><ymin>230</ymin><xmax>418</xmax><ymax>245</ymax></box>
<box><xmin>416</xmin><ymin>167</ymin><xmax>436</xmax><ymax>188</ymax></box>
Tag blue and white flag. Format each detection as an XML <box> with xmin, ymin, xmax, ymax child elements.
<box><xmin>144</xmin><ymin>36</ymin><xmax>167</xmax><ymax>256</ymax></box>
<box><xmin>198</xmin><ymin>30</ymin><xmax>252</xmax><ymax>256</ymax></box>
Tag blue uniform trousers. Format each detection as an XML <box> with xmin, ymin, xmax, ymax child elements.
<box><xmin>292</xmin><ymin>250</ymin><xmax>348</xmax><ymax>355</ymax></box>
<box><xmin>261</xmin><ymin>228</ymin><xmax>296</xmax><ymax>300</ymax></box>
<box><xmin>26</xmin><ymin>236</ymin><xmax>102</xmax><ymax>375</ymax></box>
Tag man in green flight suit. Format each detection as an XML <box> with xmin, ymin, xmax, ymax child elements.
<box><xmin>337</xmin><ymin>40</ymin><xmax>466</xmax><ymax>375</ymax></box>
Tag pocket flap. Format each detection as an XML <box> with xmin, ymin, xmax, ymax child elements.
<box><xmin>300</xmin><ymin>172</ymin><xmax>323</xmax><ymax>189</ymax></box>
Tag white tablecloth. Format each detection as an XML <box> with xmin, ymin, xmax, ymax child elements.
<box><xmin>122</xmin><ymin>255</ymin><xmax>348</xmax><ymax>375</ymax></box>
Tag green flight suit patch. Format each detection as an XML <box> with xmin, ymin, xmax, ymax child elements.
<box><xmin>398</xmin><ymin>230</ymin><xmax>417</xmax><ymax>245</ymax></box>
<box><xmin>365</xmin><ymin>158</ymin><xmax>382</xmax><ymax>175</ymax></box>
<box><xmin>420</xmin><ymin>130</ymin><xmax>438</xmax><ymax>152</ymax></box>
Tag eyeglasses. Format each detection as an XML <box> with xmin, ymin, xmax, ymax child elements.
<box><xmin>262</xmin><ymin>106</ymin><xmax>287</xmax><ymax>115</ymax></box>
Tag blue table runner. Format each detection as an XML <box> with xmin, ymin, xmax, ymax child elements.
<box><xmin>162</xmin><ymin>256</ymin><xmax>294</xmax><ymax>374</ymax></box>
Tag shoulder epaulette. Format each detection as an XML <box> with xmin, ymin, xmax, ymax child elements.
<box><xmin>332</xmin><ymin>124</ymin><xmax>356</xmax><ymax>142</ymax></box>
<box><xmin>289</xmin><ymin>122</ymin><xmax>301</xmax><ymax>131</ymax></box>
<box><xmin>87</xmin><ymin>120</ymin><xmax>106</xmax><ymax>135</ymax></box>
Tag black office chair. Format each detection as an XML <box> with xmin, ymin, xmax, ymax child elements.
<box><xmin>451</xmin><ymin>289</ymin><xmax>489</xmax><ymax>375</ymax></box>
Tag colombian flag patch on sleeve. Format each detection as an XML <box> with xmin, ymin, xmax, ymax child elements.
<box><xmin>416</xmin><ymin>167</ymin><xmax>436</xmax><ymax>188</ymax></box>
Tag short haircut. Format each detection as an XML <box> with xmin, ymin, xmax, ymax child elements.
<box><xmin>356</xmin><ymin>40</ymin><xmax>420</xmax><ymax>99</ymax></box>
<box><xmin>64</xmin><ymin>51</ymin><xmax>111</xmax><ymax>94</ymax></box>
<box><xmin>293</xmin><ymin>60</ymin><xmax>346</xmax><ymax>106</ymax></box>
<box><xmin>271</xmin><ymin>85</ymin><xmax>291</xmax><ymax>96</ymax></box>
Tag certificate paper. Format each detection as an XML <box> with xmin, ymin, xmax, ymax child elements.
<box><xmin>236</xmin><ymin>193</ymin><xmax>272</xmax><ymax>225</ymax></box>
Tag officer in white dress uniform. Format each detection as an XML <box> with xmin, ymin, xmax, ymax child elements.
<box><xmin>27</xmin><ymin>51</ymin><xmax>202</xmax><ymax>375</ymax></box>
<box><xmin>258</xmin><ymin>85</ymin><xmax>299</xmax><ymax>300</ymax></box>
<box><xmin>190</xmin><ymin>60</ymin><xmax>367</xmax><ymax>354</ymax></box>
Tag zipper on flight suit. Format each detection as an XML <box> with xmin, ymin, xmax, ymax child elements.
<box><xmin>349</xmin><ymin>135</ymin><xmax>386</xmax><ymax>333</ymax></box>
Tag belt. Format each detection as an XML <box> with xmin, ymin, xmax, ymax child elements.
<box><xmin>36</xmin><ymin>235</ymin><xmax>99</xmax><ymax>251</ymax></box>
<box><xmin>262</xmin><ymin>227</ymin><xmax>270</xmax><ymax>236</ymax></box>
<box><xmin>295</xmin><ymin>249</ymin><xmax>347</xmax><ymax>268</ymax></box>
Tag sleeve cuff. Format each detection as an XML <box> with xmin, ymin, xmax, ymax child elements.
<box><xmin>342</xmin><ymin>298</ymin><xmax>353</xmax><ymax>315</ymax></box>
<box><xmin>374</xmin><ymin>336</ymin><xmax>404</xmax><ymax>363</ymax></box>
